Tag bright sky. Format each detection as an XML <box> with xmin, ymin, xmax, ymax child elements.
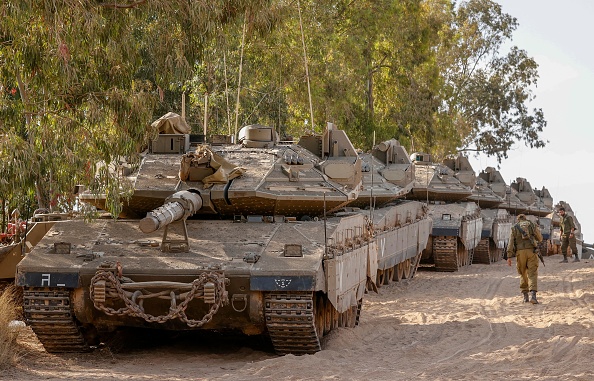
<box><xmin>469</xmin><ymin>0</ymin><xmax>594</xmax><ymax>243</ymax></box>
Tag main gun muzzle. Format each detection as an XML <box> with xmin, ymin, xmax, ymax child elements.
<box><xmin>139</xmin><ymin>191</ymin><xmax>203</xmax><ymax>233</ymax></box>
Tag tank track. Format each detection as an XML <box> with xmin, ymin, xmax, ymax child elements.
<box><xmin>473</xmin><ymin>238</ymin><xmax>491</xmax><ymax>264</ymax></box>
<box><xmin>355</xmin><ymin>298</ymin><xmax>362</xmax><ymax>326</ymax></box>
<box><xmin>433</xmin><ymin>236</ymin><xmax>462</xmax><ymax>271</ymax></box>
<box><xmin>23</xmin><ymin>288</ymin><xmax>91</xmax><ymax>353</ymax></box>
<box><xmin>264</xmin><ymin>292</ymin><xmax>321</xmax><ymax>355</ymax></box>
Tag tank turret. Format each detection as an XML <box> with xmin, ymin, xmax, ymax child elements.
<box><xmin>349</xmin><ymin>139</ymin><xmax>414</xmax><ymax>209</ymax></box>
<box><xmin>408</xmin><ymin>152</ymin><xmax>473</xmax><ymax>202</ymax></box>
<box><xmin>442</xmin><ymin>158</ymin><xmax>504</xmax><ymax>209</ymax></box>
<box><xmin>509</xmin><ymin>177</ymin><xmax>552</xmax><ymax>217</ymax></box>
<box><xmin>80</xmin><ymin>122</ymin><xmax>362</xmax><ymax>219</ymax></box>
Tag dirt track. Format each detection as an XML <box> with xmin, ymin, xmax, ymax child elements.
<box><xmin>5</xmin><ymin>255</ymin><xmax>594</xmax><ymax>381</ymax></box>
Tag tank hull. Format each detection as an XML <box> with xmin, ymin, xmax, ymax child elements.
<box><xmin>421</xmin><ymin>202</ymin><xmax>483</xmax><ymax>271</ymax></box>
<box><xmin>473</xmin><ymin>209</ymin><xmax>512</xmax><ymax>264</ymax></box>
<box><xmin>17</xmin><ymin>201</ymin><xmax>431</xmax><ymax>354</ymax></box>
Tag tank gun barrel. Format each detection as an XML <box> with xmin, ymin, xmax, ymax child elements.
<box><xmin>139</xmin><ymin>191</ymin><xmax>202</xmax><ymax>233</ymax></box>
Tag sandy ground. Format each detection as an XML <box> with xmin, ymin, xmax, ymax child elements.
<box><xmin>4</xmin><ymin>254</ymin><xmax>594</xmax><ymax>381</ymax></box>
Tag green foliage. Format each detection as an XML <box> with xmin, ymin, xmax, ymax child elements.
<box><xmin>436</xmin><ymin>0</ymin><xmax>546</xmax><ymax>161</ymax></box>
<box><xmin>0</xmin><ymin>0</ymin><xmax>547</xmax><ymax>217</ymax></box>
<box><xmin>0</xmin><ymin>0</ymin><xmax>271</xmax><ymax>217</ymax></box>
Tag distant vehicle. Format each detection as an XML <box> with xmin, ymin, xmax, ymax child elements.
<box><xmin>408</xmin><ymin>153</ymin><xmax>482</xmax><ymax>271</ymax></box>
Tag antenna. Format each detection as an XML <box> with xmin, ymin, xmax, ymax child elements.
<box><xmin>181</xmin><ymin>91</ymin><xmax>186</xmax><ymax>120</ymax></box>
<box><xmin>203</xmin><ymin>93</ymin><xmax>208</xmax><ymax>137</ymax></box>
<box><xmin>223</xmin><ymin>46</ymin><xmax>231</xmax><ymax>136</ymax></box>
<box><xmin>426</xmin><ymin>160</ymin><xmax>429</xmax><ymax>205</ymax></box>
<box><xmin>324</xmin><ymin>192</ymin><xmax>327</xmax><ymax>257</ymax></box>
<box><xmin>370</xmin><ymin>131</ymin><xmax>375</xmax><ymax>222</ymax></box>
<box><xmin>234</xmin><ymin>13</ymin><xmax>247</xmax><ymax>140</ymax></box>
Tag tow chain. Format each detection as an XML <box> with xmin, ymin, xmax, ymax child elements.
<box><xmin>90</xmin><ymin>270</ymin><xmax>228</xmax><ymax>328</ymax></box>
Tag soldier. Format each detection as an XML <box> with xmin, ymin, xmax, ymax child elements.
<box><xmin>558</xmin><ymin>207</ymin><xmax>580</xmax><ymax>263</ymax></box>
<box><xmin>507</xmin><ymin>214</ymin><xmax>543</xmax><ymax>304</ymax></box>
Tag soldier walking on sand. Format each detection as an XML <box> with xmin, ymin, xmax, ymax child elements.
<box><xmin>507</xmin><ymin>214</ymin><xmax>543</xmax><ymax>304</ymax></box>
<box><xmin>558</xmin><ymin>207</ymin><xmax>580</xmax><ymax>263</ymax></box>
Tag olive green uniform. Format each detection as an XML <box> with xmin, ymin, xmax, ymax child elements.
<box><xmin>559</xmin><ymin>214</ymin><xmax>578</xmax><ymax>259</ymax></box>
<box><xmin>507</xmin><ymin>219</ymin><xmax>543</xmax><ymax>294</ymax></box>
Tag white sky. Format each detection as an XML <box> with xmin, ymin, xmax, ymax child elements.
<box><xmin>469</xmin><ymin>0</ymin><xmax>594</xmax><ymax>243</ymax></box>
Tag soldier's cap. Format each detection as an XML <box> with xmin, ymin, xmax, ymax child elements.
<box><xmin>517</xmin><ymin>214</ymin><xmax>526</xmax><ymax>220</ymax></box>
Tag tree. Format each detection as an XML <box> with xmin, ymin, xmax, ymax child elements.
<box><xmin>436</xmin><ymin>0</ymin><xmax>546</xmax><ymax>162</ymax></box>
<box><xmin>0</xmin><ymin>0</ymin><xmax>271</xmax><ymax>218</ymax></box>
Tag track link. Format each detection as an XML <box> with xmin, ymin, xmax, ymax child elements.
<box><xmin>355</xmin><ymin>298</ymin><xmax>362</xmax><ymax>326</ymax></box>
<box><xmin>433</xmin><ymin>236</ymin><xmax>462</xmax><ymax>271</ymax></box>
<box><xmin>23</xmin><ymin>288</ymin><xmax>91</xmax><ymax>353</ymax></box>
<box><xmin>473</xmin><ymin>238</ymin><xmax>491</xmax><ymax>264</ymax></box>
<box><xmin>264</xmin><ymin>292</ymin><xmax>321</xmax><ymax>355</ymax></box>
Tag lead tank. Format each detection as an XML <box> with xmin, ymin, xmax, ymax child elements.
<box><xmin>407</xmin><ymin>153</ymin><xmax>482</xmax><ymax>271</ymax></box>
<box><xmin>16</xmin><ymin>118</ymin><xmax>432</xmax><ymax>355</ymax></box>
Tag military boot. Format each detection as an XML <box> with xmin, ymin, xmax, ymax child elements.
<box><xmin>522</xmin><ymin>291</ymin><xmax>529</xmax><ymax>303</ymax></box>
<box><xmin>573</xmin><ymin>255</ymin><xmax>580</xmax><ymax>262</ymax></box>
<box><xmin>559</xmin><ymin>256</ymin><xmax>568</xmax><ymax>263</ymax></box>
<box><xmin>529</xmin><ymin>290</ymin><xmax>538</xmax><ymax>304</ymax></box>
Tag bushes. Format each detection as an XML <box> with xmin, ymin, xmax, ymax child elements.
<box><xmin>0</xmin><ymin>286</ymin><xmax>20</xmax><ymax>369</ymax></box>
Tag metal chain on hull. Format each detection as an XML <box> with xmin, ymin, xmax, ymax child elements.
<box><xmin>90</xmin><ymin>270</ymin><xmax>228</xmax><ymax>328</ymax></box>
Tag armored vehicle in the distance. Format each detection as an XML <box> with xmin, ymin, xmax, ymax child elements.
<box><xmin>462</xmin><ymin>166</ymin><xmax>512</xmax><ymax>264</ymax></box>
<box><xmin>17</xmin><ymin>119</ymin><xmax>432</xmax><ymax>355</ymax></box>
<box><xmin>507</xmin><ymin>177</ymin><xmax>554</xmax><ymax>256</ymax></box>
<box><xmin>509</xmin><ymin>177</ymin><xmax>552</xmax><ymax>218</ymax></box>
<box><xmin>474</xmin><ymin>208</ymin><xmax>512</xmax><ymax>263</ymax></box>
<box><xmin>407</xmin><ymin>153</ymin><xmax>482</xmax><ymax>271</ymax></box>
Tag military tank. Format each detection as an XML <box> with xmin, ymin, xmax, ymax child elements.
<box><xmin>474</xmin><ymin>208</ymin><xmax>512</xmax><ymax>263</ymax></box>
<box><xmin>350</xmin><ymin>140</ymin><xmax>431</xmax><ymax>287</ymax></box>
<box><xmin>407</xmin><ymin>153</ymin><xmax>482</xmax><ymax>271</ymax></box>
<box><xmin>16</xmin><ymin>120</ymin><xmax>432</xmax><ymax>355</ymax></box>
<box><xmin>460</xmin><ymin>166</ymin><xmax>511</xmax><ymax>264</ymax></box>
<box><xmin>509</xmin><ymin>177</ymin><xmax>552</xmax><ymax>218</ymax></box>
<box><xmin>507</xmin><ymin>177</ymin><xmax>553</xmax><ymax>256</ymax></box>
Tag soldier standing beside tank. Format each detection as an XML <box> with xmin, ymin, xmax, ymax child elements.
<box><xmin>507</xmin><ymin>214</ymin><xmax>543</xmax><ymax>304</ymax></box>
<box><xmin>558</xmin><ymin>207</ymin><xmax>580</xmax><ymax>263</ymax></box>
